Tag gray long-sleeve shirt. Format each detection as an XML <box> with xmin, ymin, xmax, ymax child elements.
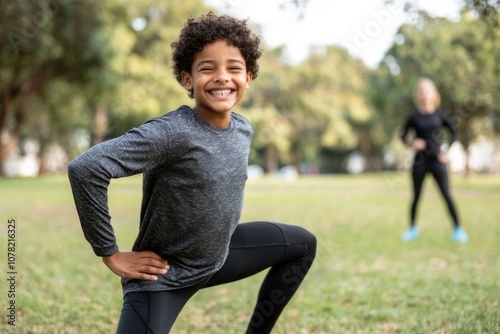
<box><xmin>68</xmin><ymin>105</ymin><xmax>253</xmax><ymax>295</ymax></box>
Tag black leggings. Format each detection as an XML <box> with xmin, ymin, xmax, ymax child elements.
<box><xmin>410</xmin><ymin>158</ymin><xmax>460</xmax><ymax>227</ymax></box>
<box><xmin>116</xmin><ymin>222</ymin><xmax>317</xmax><ymax>334</ymax></box>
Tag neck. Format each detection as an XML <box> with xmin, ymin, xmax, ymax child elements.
<box><xmin>418</xmin><ymin>104</ymin><xmax>435</xmax><ymax>114</ymax></box>
<box><xmin>193</xmin><ymin>107</ymin><xmax>231</xmax><ymax>129</ymax></box>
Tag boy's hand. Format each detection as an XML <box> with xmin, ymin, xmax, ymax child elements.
<box><xmin>102</xmin><ymin>250</ymin><xmax>169</xmax><ymax>281</ymax></box>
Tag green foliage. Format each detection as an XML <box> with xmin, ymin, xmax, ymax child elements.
<box><xmin>0</xmin><ymin>1</ymin><xmax>499</xmax><ymax>175</ymax></box>
<box><xmin>371</xmin><ymin>11</ymin><xmax>500</xmax><ymax>160</ymax></box>
<box><xmin>0</xmin><ymin>0</ymin><xmax>113</xmax><ymax>173</ymax></box>
<box><xmin>102</xmin><ymin>0</ymin><xmax>212</xmax><ymax>138</ymax></box>
<box><xmin>0</xmin><ymin>0</ymin><xmax>212</xmax><ymax>173</ymax></box>
<box><xmin>0</xmin><ymin>174</ymin><xmax>499</xmax><ymax>333</ymax></box>
<box><xmin>243</xmin><ymin>45</ymin><xmax>375</xmax><ymax>172</ymax></box>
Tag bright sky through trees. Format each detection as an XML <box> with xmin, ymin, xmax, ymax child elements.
<box><xmin>205</xmin><ymin>0</ymin><xmax>462</xmax><ymax>67</ymax></box>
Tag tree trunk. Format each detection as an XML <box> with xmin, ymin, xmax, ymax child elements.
<box><xmin>265</xmin><ymin>143</ymin><xmax>279</xmax><ymax>174</ymax></box>
<box><xmin>0</xmin><ymin>92</ymin><xmax>11</xmax><ymax>176</ymax></box>
<box><xmin>359</xmin><ymin>136</ymin><xmax>372</xmax><ymax>171</ymax></box>
<box><xmin>0</xmin><ymin>104</ymin><xmax>26</xmax><ymax>176</ymax></box>
<box><xmin>37</xmin><ymin>109</ymin><xmax>49</xmax><ymax>176</ymax></box>
<box><xmin>463</xmin><ymin>144</ymin><xmax>471</xmax><ymax>178</ymax></box>
<box><xmin>461</xmin><ymin>116</ymin><xmax>473</xmax><ymax>178</ymax></box>
<box><xmin>91</xmin><ymin>104</ymin><xmax>108</xmax><ymax>146</ymax></box>
<box><xmin>291</xmin><ymin>149</ymin><xmax>301</xmax><ymax>174</ymax></box>
<box><xmin>1</xmin><ymin>69</ymin><xmax>45</xmax><ymax>175</ymax></box>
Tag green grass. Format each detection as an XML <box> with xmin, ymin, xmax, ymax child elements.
<box><xmin>0</xmin><ymin>173</ymin><xmax>499</xmax><ymax>333</ymax></box>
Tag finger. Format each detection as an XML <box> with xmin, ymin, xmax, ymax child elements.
<box><xmin>132</xmin><ymin>265</ymin><xmax>169</xmax><ymax>280</ymax></box>
<box><xmin>134</xmin><ymin>257</ymin><xmax>169</xmax><ymax>271</ymax></box>
<box><xmin>149</xmin><ymin>258</ymin><xmax>170</xmax><ymax>270</ymax></box>
<box><xmin>129</xmin><ymin>272</ymin><xmax>159</xmax><ymax>281</ymax></box>
<box><xmin>136</xmin><ymin>264</ymin><xmax>168</xmax><ymax>276</ymax></box>
<box><xmin>139</xmin><ymin>253</ymin><xmax>169</xmax><ymax>269</ymax></box>
<box><xmin>140</xmin><ymin>250</ymin><xmax>166</xmax><ymax>262</ymax></box>
<box><xmin>121</xmin><ymin>266</ymin><xmax>162</xmax><ymax>280</ymax></box>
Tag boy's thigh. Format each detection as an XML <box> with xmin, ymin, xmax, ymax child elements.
<box><xmin>117</xmin><ymin>281</ymin><xmax>205</xmax><ymax>333</ymax></box>
<box><xmin>205</xmin><ymin>221</ymin><xmax>313</xmax><ymax>287</ymax></box>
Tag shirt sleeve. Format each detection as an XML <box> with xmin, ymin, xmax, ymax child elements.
<box><xmin>67</xmin><ymin>118</ymin><xmax>171</xmax><ymax>256</ymax></box>
<box><xmin>441</xmin><ymin>110</ymin><xmax>458</xmax><ymax>149</ymax></box>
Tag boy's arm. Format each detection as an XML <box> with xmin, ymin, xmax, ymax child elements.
<box><xmin>68</xmin><ymin>119</ymin><xmax>171</xmax><ymax>269</ymax></box>
<box><xmin>68</xmin><ymin>147</ymin><xmax>120</xmax><ymax>257</ymax></box>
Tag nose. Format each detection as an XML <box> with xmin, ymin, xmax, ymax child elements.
<box><xmin>213</xmin><ymin>68</ymin><xmax>230</xmax><ymax>83</ymax></box>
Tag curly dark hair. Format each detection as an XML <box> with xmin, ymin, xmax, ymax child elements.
<box><xmin>171</xmin><ymin>12</ymin><xmax>262</xmax><ymax>98</ymax></box>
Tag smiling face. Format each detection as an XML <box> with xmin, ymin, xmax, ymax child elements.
<box><xmin>181</xmin><ymin>40</ymin><xmax>253</xmax><ymax>128</ymax></box>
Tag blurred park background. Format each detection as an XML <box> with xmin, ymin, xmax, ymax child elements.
<box><xmin>1</xmin><ymin>0</ymin><xmax>499</xmax><ymax>177</ymax></box>
<box><xmin>1</xmin><ymin>1</ymin><xmax>500</xmax><ymax>333</ymax></box>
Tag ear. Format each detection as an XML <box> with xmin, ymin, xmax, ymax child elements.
<box><xmin>246</xmin><ymin>71</ymin><xmax>253</xmax><ymax>90</ymax></box>
<box><xmin>181</xmin><ymin>71</ymin><xmax>193</xmax><ymax>91</ymax></box>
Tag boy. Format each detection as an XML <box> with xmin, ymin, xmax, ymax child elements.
<box><xmin>68</xmin><ymin>12</ymin><xmax>316</xmax><ymax>333</ymax></box>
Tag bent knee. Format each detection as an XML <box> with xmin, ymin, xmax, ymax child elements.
<box><xmin>281</xmin><ymin>224</ymin><xmax>317</xmax><ymax>260</ymax></box>
<box><xmin>303</xmin><ymin>229</ymin><xmax>317</xmax><ymax>259</ymax></box>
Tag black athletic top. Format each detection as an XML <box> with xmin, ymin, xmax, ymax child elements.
<box><xmin>400</xmin><ymin>108</ymin><xmax>458</xmax><ymax>160</ymax></box>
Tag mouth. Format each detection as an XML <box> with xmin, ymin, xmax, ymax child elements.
<box><xmin>209</xmin><ymin>89</ymin><xmax>234</xmax><ymax>97</ymax></box>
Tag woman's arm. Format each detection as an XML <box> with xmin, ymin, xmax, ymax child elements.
<box><xmin>400</xmin><ymin>113</ymin><xmax>425</xmax><ymax>150</ymax></box>
<box><xmin>399</xmin><ymin>114</ymin><xmax>413</xmax><ymax>146</ymax></box>
<box><xmin>442</xmin><ymin>110</ymin><xmax>458</xmax><ymax>147</ymax></box>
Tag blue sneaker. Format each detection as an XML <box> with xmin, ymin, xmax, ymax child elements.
<box><xmin>401</xmin><ymin>226</ymin><xmax>419</xmax><ymax>242</ymax></box>
<box><xmin>452</xmin><ymin>227</ymin><xmax>468</xmax><ymax>243</ymax></box>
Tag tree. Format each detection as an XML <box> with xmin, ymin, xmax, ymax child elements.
<box><xmin>293</xmin><ymin>46</ymin><xmax>380</xmax><ymax>172</ymax></box>
<box><xmin>93</xmin><ymin>0</ymin><xmax>210</xmax><ymax>140</ymax></box>
<box><xmin>244</xmin><ymin>44</ymin><xmax>379</xmax><ymax>174</ymax></box>
<box><xmin>241</xmin><ymin>46</ymin><xmax>294</xmax><ymax>173</ymax></box>
<box><xmin>0</xmin><ymin>0</ymin><xmax>112</xmax><ymax>175</ymax></box>
<box><xmin>0</xmin><ymin>0</ymin><xmax>211</xmax><ymax>175</ymax></box>
<box><xmin>373</xmin><ymin>12</ymin><xmax>500</xmax><ymax>174</ymax></box>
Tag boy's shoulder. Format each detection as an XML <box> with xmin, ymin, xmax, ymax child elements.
<box><xmin>144</xmin><ymin>105</ymin><xmax>193</xmax><ymax>128</ymax></box>
<box><xmin>157</xmin><ymin>105</ymin><xmax>192</xmax><ymax>121</ymax></box>
<box><xmin>130</xmin><ymin>106</ymin><xmax>193</xmax><ymax>140</ymax></box>
<box><xmin>145</xmin><ymin>106</ymin><xmax>252</xmax><ymax>134</ymax></box>
<box><xmin>231</xmin><ymin>111</ymin><xmax>251</xmax><ymax>124</ymax></box>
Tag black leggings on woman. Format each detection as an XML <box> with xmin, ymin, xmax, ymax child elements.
<box><xmin>115</xmin><ymin>222</ymin><xmax>317</xmax><ymax>334</ymax></box>
<box><xmin>411</xmin><ymin>157</ymin><xmax>460</xmax><ymax>227</ymax></box>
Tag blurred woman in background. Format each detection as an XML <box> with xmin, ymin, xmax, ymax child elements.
<box><xmin>399</xmin><ymin>77</ymin><xmax>468</xmax><ymax>243</ymax></box>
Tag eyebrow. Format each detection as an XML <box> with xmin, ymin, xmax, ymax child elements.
<box><xmin>196</xmin><ymin>59</ymin><xmax>245</xmax><ymax>69</ymax></box>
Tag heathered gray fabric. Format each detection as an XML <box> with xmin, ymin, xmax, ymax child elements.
<box><xmin>68</xmin><ymin>105</ymin><xmax>253</xmax><ymax>294</ymax></box>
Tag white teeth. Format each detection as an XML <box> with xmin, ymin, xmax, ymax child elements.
<box><xmin>211</xmin><ymin>89</ymin><xmax>231</xmax><ymax>96</ymax></box>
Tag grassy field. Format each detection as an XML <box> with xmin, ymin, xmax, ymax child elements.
<box><xmin>0</xmin><ymin>172</ymin><xmax>499</xmax><ymax>333</ymax></box>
